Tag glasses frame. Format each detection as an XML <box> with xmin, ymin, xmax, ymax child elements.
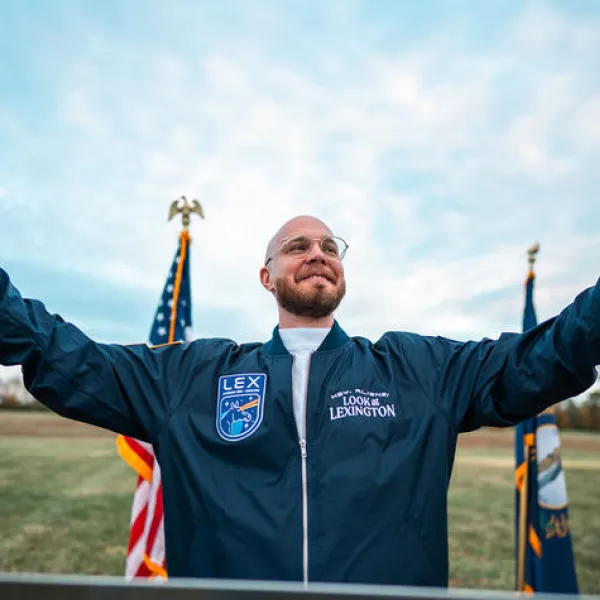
<box><xmin>265</xmin><ymin>235</ymin><xmax>349</xmax><ymax>266</ymax></box>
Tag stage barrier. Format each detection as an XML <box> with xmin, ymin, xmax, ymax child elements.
<box><xmin>0</xmin><ymin>574</ymin><xmax>597</xmax><ymax>600</ymax></box>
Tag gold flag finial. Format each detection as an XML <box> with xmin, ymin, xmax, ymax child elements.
<box><xmin>168</xmin><ymin>195</ymin><xmax>205</xmax><ymax>229</ymax></box>
<box><xmin>527</xmin><ymin>241</ymin><xmax>540</xmax><ymax>271</ymax></box>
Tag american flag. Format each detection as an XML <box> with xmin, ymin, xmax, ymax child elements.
<box><xmin>117</xmin><ymin>229</ymin><xmax>193</xmax><ymax>579</ymax></box>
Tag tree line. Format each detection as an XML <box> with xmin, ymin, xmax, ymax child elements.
<box><xmin>553</xmin><ymin>390</ymin><xmax>600</xmax><ymax>432</ymax></box>
<box><xmin>0</xmin><ymin>375</ymin><xmax>45</xmax><ymax>410</ymax></box>
<box><xmin>2</xmin><ymin>373</ymin><xmax>600</xmax><ymax>431</ymax></box>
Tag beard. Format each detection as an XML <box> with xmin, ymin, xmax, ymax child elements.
<box><xmin>275</xmin><ymin>276</ymin><xmax>346</xmax><ymax>319</ymax></box>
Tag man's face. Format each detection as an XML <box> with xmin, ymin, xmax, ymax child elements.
<box><xmin>262</xmin><ymin>219</ymin><xmax>346</xmax><ymax>319</ymax></box>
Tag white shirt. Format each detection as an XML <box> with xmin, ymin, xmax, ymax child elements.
<box><xmin>278</xmin><ymin>327</ymin><xmax>330</xmax><ymax>439</ymax></box>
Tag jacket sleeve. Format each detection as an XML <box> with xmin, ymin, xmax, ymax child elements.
<box><xmin>401</xmin><ymin>278</ymin><xmax>600</xmax><ymax>432</ymax></box>
<box><xmin>0</xmin><ymin>268</ymin><xmax>189</xmax><ymax>441</ymax></box>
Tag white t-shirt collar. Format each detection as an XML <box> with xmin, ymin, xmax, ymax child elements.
<box><xmin>278</xmin><ymin>327</ymin><xmax>330</xmax><ymax>354</ymax></box>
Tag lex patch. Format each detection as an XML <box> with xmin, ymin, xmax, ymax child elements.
<box><xmin>216</xmin><ymin>373</ymin><xmax>267</xmax><ymax>441</ymax></box>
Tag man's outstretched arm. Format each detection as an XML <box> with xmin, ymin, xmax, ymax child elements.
<box><xmin>0</xmin><ymin>268</ymin><xmax>186</xmax><ymax>441</ymax></box>
<box><xmin>487</xmin><ymin>277</ymin><xmax>600</xmax><ymax>419</ymax></box>
<box><xmin>399</xmin><ymin>277</ymin><xmax>600</xmax><ymax>431</ymax></box>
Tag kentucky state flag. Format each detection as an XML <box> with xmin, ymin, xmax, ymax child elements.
<box><xmin>514</xmin><ymin>271</ymin><xmax>578</xmax><ymax>593</ymax></box>
<box><xmin>117</xmin><ymin>229</ymin><xmax>193</xmax><ymax>579</ymax></box>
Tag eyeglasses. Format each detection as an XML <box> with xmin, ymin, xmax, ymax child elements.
<box><xmin>265</xmin><ymin>235</ymin><xmax>349</xmax><ymax>265</ymax></box>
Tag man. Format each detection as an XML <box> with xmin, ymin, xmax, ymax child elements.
<box><xmin>1</xmin><ymin>215</ymin><xmax>599</xmax><ymax>586</ymax></box>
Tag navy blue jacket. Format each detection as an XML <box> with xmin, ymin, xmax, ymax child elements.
<box><xmin>1</xmin><ymin>267</ymin><xmax>599</xmax><ymax>586</ymax></box>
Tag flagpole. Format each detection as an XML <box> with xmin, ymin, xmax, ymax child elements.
<box><xmin>516</xmin><ymin>242</ymin><xmax>540</xmax><ymax>592</ymax></box>
<box><xmin>517</xmin><ymin>442</ymin><xmax>530</xmax><ymax>591</ymax></box>
<box><xmin>526</xmin><ymin>244</ymin><xmax>554</xmax><ymax>424</ymax></box>
<box><xmin>526</xmin><ymin>242</ymin><xmax>539</xmax><ymax>278</ymax></box>
<box><xmin>167</xmin><ymin>196</ymin><xmax>205</xmax><ymax>343</ymax></box>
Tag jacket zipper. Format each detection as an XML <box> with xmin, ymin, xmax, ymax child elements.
<box><xmin>299</xmin><ymin>437</ymin><xmax>308</xmax><ymax>586</ymax></box>
<box><xmin>299</xmin><ymin>352</ymin><xmax>312</xmax><ymax>586</ymax></box>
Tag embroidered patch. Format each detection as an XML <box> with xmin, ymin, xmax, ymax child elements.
<box><xmin>328</xmin><ymin>388</ymin><xmax>395</xmax><ymax>422</ymax></box>
<box><xmin>216</xmin><ymin>373</ymin><xmax>267</xmax><ymax>442</ymax></box>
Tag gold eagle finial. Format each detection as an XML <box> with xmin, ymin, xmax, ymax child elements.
<box><xmin>527</xmin><ymin>241</ymin><xmax>540</xmax><ymax>270</ymax></box>
<box><xmin>168</xmin><ymin>195</ymin><xmax>205</xmax><ymax>229</ymax></box>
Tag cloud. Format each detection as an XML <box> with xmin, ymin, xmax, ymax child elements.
<box><xmin>0</xmin><ymin>0</ymin><xmax>598</xmax><ymax>375</ymax></box>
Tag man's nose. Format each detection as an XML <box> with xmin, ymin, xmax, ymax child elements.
<box><xmin>306</xmin><ymin>240</ymin><xmax>327</xmax><ymax>262</ymax></box>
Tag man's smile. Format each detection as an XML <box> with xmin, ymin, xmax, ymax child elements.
<box><xmin>298</xmin><ymin>273</ymin><xmax>335</xmax><ymax>284</ymax></box>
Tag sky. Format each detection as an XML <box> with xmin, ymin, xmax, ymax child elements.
<box><xmin>1</xmin><ymin>1</ymin><xmax>600</xmax><ymax>391</ymax></box>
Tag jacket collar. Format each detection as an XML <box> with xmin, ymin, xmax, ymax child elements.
<box><xmin>263</xmin><ymin>320</ymin><xmax>351</xmax><ymax>356</ymax></box>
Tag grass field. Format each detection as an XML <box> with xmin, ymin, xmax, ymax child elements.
<box><xmin>1</xmin><ymin>412</ymin><xmax>599</xmax><ymax>592</ymax></box>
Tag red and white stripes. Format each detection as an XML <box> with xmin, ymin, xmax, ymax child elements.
<box><xmin>117</xmin><ymin>436</ymin><xmax>167</xmax><ymax>579</ymax></box>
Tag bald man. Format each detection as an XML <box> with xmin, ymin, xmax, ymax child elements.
<box><xmin>1</xmin><ymin>215</ymin><xmax>599</xmax><ymax>587</ymax></box>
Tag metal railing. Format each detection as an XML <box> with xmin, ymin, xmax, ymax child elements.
<box><xmin>1</xmin><ymin>573</ymin><xmax>597</xmax><ymax>600</ymax></box>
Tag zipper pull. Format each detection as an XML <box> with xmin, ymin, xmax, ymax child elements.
<box><xmin>299</xmin><ymin>438</ymin><xmax>307</xmax><ymax>458</ymax></box>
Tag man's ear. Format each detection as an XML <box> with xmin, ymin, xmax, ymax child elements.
<box><xmin>259</xmin><ymin>265</ymin><xmax>275</xmax><ymax>292</ymax></box>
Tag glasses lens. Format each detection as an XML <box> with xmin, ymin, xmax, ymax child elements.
<box><xmin>278</xmin><ymin>235</ymin><xmax>348</xmax><ymax>259</ymax></box>
<box><xmin>331</xmin><ymin>236</ymin><xmax>348</xmax><ymax>259</ymax></box>
<box><xmin>280</xmin><ymin>237</ymin><xmax>311</xmax><ymax>255</ymax></box>
<box><xmin>321</xmin><ymin>237</ymin><xmax>340</xmax><ymax>257</ymax></box>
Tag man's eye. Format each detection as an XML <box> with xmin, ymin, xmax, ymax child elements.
<box><xmin>289</xmin><ymin>243</ymin><xmax>308</xmax><ymax>253</ymax></box>
<box><xmin>322</xmin><ymin>241</ymin><xmax>339</xmax><ymax>255</ymax></box>
<box><xmin>282</xmin><ymin>238</ymin><xmax>310</xmax><ymax>254</ymax></box>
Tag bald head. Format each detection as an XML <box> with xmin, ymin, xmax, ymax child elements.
<box><xmin>265</xmin><ymin>215</ymin><xmax>332</xmax><ymax>264</ymax></box>
<box><xmin>259</xmin><ymin>214</ymin><xmax>346</xmax><ymax>326</ymax></box>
